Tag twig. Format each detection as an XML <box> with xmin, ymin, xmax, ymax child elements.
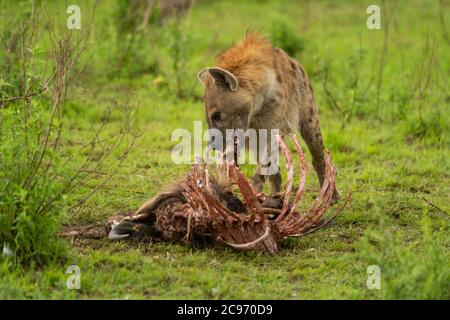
<box><xmin>320</xmin><ymin>66</ymin><xmax>343</xmax><ymax>116</ymax></box>
<box><xmin>138</xmin><ymin>0</ymin><xmax>155</xmax><ymax>31</ymax></box>
<box><xmin>420</xmin><ymin>196</ymin><xmax>450</xmax><ymax>218</ymax></box>
<box><xmin>375</xmin><ymin>0</ymin><xmax>391</xmax><ymax>115</ymax></box>
<box><xmin>77</xmin><ymin>183</ymin><xmax>147</xmax><ymax>195</ymax></box>
<box><xmin>439</xmin><ymin>0</ymin><xmax>450</xmax><ymax>45</ymax></box>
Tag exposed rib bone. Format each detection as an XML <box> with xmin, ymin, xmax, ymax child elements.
<box><xmin>218</xmin><ymin>222</ymin><xmax>271</xmax><ymax>249</ymax></box>
<box><xmin>275</xmin><ymin>135</ymin><xmax>294</xmax><ymax>222</ymax></box>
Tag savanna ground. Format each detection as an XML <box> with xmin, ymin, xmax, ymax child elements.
<box><xmin>0</xmin><ymin>0</ymin><xmax>449</xmax><ymax>299</ymax></box>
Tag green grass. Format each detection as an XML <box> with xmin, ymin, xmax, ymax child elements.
<box><xmin>1</xmin><ymin>0</ymin><xmax>449</xmax><ymax>299</ymax></box>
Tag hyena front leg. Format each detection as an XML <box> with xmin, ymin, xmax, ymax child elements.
<box><xmin>252</xmin><ymin>164</ymin><xmax>282</xmax><ymax>194</ymax></box>
<box><xmin>252</xmin><ymin>165</ymin><xmax>266</xmax><ymax>194</ymax></box>
<box><xmin>268</xmin><ymin>167</ymin><xmax>282</xmax><ymax>194</ymax></box>
<box><xmin>252</xmin><ymin>135</ymin><xmax>282</xmax><ymax>194</ymax></box>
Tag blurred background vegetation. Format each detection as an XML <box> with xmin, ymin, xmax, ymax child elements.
<box><xmin>0</xmin><ymin>0</ymin><xmax>448</xmax><ymax>299</ymax></box>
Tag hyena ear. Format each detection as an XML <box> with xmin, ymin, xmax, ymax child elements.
<box><xmin>207</xmin><ymin>67</ymin><xmax>238</xmax><ymax>91</ymax></box>
<box><xmin>197</xmin><ymin>68</ymin><xmax>210</xmax><ymax>87</ymax></box>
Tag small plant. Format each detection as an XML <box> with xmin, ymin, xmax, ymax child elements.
<box><xmin>401</xmin><ymin>36</ymin><xmax>447</xmax><ymax>145</ymax></box>
<box><xmin>110</xmin><ymin>0</ymin><xmax>194</xmax><ymax>80</ymax></box>
<box><xmin>270</xmin><ymin>20</ymin><xmax>304</xmax><ymax>57</ymax></box>
<box><xmin>358</xmin><ymin>212</ymin><xmax>450</xmax><ymax>299</ymax></box>
<box><xmin>111</xmin><ymin>0</ymin><xmax>161</xmax><ymax>79</ymax></box>
<box><xmin>164</xmin><ymin>19</ymin><xmax>195</xmax><ymax>99</ymax></box>
<box><xmin>404</xmin><ymin>107</ymin><xmax>446</xmax><ymax>144</ymax></box>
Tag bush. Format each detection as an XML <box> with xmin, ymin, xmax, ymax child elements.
<box><xmin>0</xmin><ymin>102</ymin><xmax>67</xmax><ymax>266</ymax></box>
<box><xmin>0</xmin><ymin>1</ymin><xmax>69</xmax><ymax>266</ymax></box>
<box><xmin>0</xmin><ymin>2</ymin><xmax>142</xmax><ymax>267</ymax></box>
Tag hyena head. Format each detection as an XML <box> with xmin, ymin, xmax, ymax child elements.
<box><xmin>197</xmin><ymin>67</ymin><xmax>258</xmax><ymax>150</ymax></box>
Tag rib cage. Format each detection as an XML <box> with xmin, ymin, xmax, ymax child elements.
<box><xmin>177</xmin><ymin>134</ymin><xmax>348</xmax><ymax>254</ymax></box>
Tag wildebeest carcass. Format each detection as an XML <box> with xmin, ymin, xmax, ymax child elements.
<box><xmin>61</xmin><ymin>134</ymin><xmax>349</xmax><ymax>254</ymax></box>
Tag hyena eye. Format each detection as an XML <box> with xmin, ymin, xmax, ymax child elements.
<box><xmin>211</xmin><ymin>111</ymin><xmax>221</xmax><ymax>123</ymax></box>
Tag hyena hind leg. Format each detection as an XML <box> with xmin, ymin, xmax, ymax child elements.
<box><xmin>300</xmin><ymin>118</ymin><xmax>340</xmax><ymax>203</ymax></box>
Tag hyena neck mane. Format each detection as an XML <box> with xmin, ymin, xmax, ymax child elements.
<box><xmin>216</xmin><ymin>33</ymin><xmax>278</xmax><ymax>115</ymax></box>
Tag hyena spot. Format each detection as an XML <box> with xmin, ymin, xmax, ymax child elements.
<box><xmin>299</xmin><ymin>66</ymin><xmax>305</xmax><ymax>76</ymax></box>
<box><xmin>290</xmin><ymin>61</ymin><xmax>297</xmax><ymax>70</ymax></box>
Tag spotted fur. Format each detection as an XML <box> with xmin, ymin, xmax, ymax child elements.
<box><xmin>198</xmin><ymin>33</ymin><xmax>338</xmax><ymax>200</ymax></box>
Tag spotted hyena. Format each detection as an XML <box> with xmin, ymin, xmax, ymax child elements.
<box><xmin>198</xmin><ymin>33</ymin><xmax>339</xmax><ymax>201</ymax></box>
